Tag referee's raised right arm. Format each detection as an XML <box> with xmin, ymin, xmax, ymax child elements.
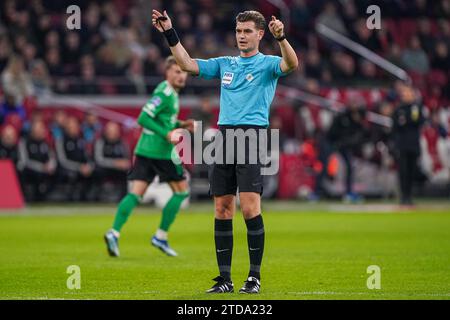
<box><xmin>152</xmin><ymin>10</ymin><xmax>199</xmax><ymax>76</ymax></box>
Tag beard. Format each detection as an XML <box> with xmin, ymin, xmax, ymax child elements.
<box><xmin>239</xmin><ymin>45</ymin><xmax>256</xmax><ymax>53</ymax></box>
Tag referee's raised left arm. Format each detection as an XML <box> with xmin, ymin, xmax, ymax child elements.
<box><xmin>269</xmin><ymin>16</ymin><xmax>299</xmax><ymax>73</ymax></box>
<box><xmin>152</xmin><ymin>10</ymin><xmax>200</xmax><ymax>76</ymax></box>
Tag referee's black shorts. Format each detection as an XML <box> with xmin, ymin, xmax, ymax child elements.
<box><xmin>208</xmin><ymin>125</ymin><xmax>267</xmax><ymax>196</ymax></box>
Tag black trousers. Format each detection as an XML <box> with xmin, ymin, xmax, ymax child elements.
<box><xmin>57</xmin><ymin>167</ymin><xmax>95</xmax><ymax>201</ymax></box>
<box><xmin>20</xmin><ymin>168</ymin><xmax>55</xmax><ymax>202</ymax></box>
<box><xmin>397</xmin><ymin>150</ymin><xmax>419</xmax><ymax>201</ymax></box>
<box><xmin>96</xmin><ymin>167</ymin><xmax>128</xmax><ymax>198</ymax></box>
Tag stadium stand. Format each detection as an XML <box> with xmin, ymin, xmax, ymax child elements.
<box><xmin>0</xmin><ymin>0</ymin><xmax>449</xmax><ymax>201</ymax></box>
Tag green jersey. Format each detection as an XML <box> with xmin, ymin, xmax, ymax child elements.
<box><xmin>134</xmin><ymin>81</ymin><xmax>180</xmax><ymax>160</ymax></box>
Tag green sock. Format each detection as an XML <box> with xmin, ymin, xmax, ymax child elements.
<box><xmin>112</xmin><ymin>193</ymin><xmax>140</xmax><ymax>232</ymax></box>
<box><xmin>159</xmin><ymin>191</ymin><xmax>189</xmax><ymax>232</ymax></box>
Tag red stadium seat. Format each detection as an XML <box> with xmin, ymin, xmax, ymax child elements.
<box><xmin>408</xmin><ymin>71</ymin><xmax>427</xmax><ymax>90</ymax></box>
<box><xmin>427</xmin><ymin>70</ymin><xmax>448</xmax><ymax>87</ymax></box>
<box><xmin>23</xmin><ymin>96</ymin><xmax>37</xmax><ymax>117</ymax></box>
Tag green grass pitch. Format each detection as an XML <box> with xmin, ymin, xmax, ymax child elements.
<box><xmin>0</xmin><ymin>201</ymin><xmax>449</xmax><ymax>300</ymax></box>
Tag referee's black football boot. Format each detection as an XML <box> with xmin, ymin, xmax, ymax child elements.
<box><xmin>239</xmin><ymin>276</ymin><xmax>261</xmax><ymax>294</ymax></box>
<box><xmin>205</xmin><ymin>276</ymin><xmax>234</xmax><ymax>294</ymax></box>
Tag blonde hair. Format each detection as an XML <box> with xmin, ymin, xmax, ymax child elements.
<box><xmin>164</xmin><ymin>56</ymin><xmax>178</xmax><ymax>71</ymax></box>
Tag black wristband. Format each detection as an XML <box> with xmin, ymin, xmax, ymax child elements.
<box><xmin>276</xmin><ymin>34</ymin><xmax>286</xmax><ymax>42</ymax></box>
<box><xmin>163</xmin><ymin>28</ymin><xmax>180</xmax><ymax>47</ymax></box>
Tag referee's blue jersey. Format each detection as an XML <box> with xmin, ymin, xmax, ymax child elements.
<box><xmin>196</xmin><ymin>52</ymin><xmax>289</xmax><ymax>127</ymax></box>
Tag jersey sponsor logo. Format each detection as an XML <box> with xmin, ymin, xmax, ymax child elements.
<box><xmin>222</xmin><ymin>72</ymin><xmax>234</xmax><ymax>86</ymax></box>
<box><xmin>150</xmin><ymin>96</ymin><xmax>162</xmax><ymax>106</ymax></box>
<box><xmin>246</xmin><ymin>73</ymin><xmax>254</xmax><ymax>82</ymax></box>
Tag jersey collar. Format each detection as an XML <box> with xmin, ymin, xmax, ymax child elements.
<box><xmin>164</xmin><ymin>80</ymin><xmax>178</xmax><ymax>96</ymax></box>
<box><xmin>238</xmin><ymin>52</ymin><xmax>262</xmax><ymax>62</ymax></box>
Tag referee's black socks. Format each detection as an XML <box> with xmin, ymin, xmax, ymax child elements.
<box><xmin>214</xmin><ymin>219</ymin><xmax>233</xmax><ymax>281</ymax></box>
<box><xmin>245</xmin><ymin>214</ymin><xmax>265</xmax><ymax>280</ymax></box>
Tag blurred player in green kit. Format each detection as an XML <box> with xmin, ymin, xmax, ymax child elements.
<box><xmin>104</xmin><ymin>56</ymin><xmax>195</xmax><ymax>257</ymax></box>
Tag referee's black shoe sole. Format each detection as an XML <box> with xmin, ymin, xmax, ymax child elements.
<box><xmin>205</xmin><ymin>276</ymin><xmax>234</xmax><ymax>293</ymax></box>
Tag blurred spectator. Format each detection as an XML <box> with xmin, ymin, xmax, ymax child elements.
<box><xmin>22</xmin><ymin>42</ymin><xmax>38</xmax><ymax>69</ymax></box>
<box><xmin>50</xmin><ymin>109</ymin><xmax>67</xmax><ymax>140</ymax></box>
<box><xmin>81</xmin><ymin>111</ymin><xmax>102</xmax><ymax>144</ymax></box>
<box><xmin>45</xmin><ymin>47</ymin><xmax>64</xmax><ymax>77</ymax></box>
<box><xmin>374</xmin><ymin>20</ymin><xmax>395</xmax><ymax>53</ymax></box>
<box><xmin>80</xmin><ymin>3</ymin><xmax>104</xmax><ymax>52</ymax></box>
<box><xmin>357</xmin><ymin>59</ymin><xmax>382</xmax><ymax>86</ymax></box>
<box><xmin>124</xmin><ymin>56</ymin><xmax>146</xmax><ymax>94</ymax></box>
<box><xmin>68</xmin><ymin>62</ymin><xmax>100</xmax><ymax>94</ymax></box>
<box><xmin>386</xmin><ymin>44</ymin><xmax>404</xmax><ymax>68</ymax></box>
<box><xmin>431</xmin><ymin>41</ymin><xmax>450</xmax><ymax>70</ymax></box>
<box><xmin>290</xmin><ymin>0</ymin><xmax>311</xmax><ymax>33</ymax></box>
<box><xmin>8</xmin><ymin>10</ymin><xmax>31</xmax><ymax>40</ymax></box>
<box><xmin>96</xmin><ymin>44</ymin><xmax>124</xmax><ymax>77</ymax></box>
<box><xmin>1</xmin><ymin>55</ymin><xmax>34</xmax><ymax>104</ymax></box>
<box><xmin>55</xmin><ymin>116</ymin><xmax>95</xmax><ymax>201</ymax></box>
<box><xmin>143</xmin><ymin>44</ymin><xmax>162</xmax><ymax>76</ymax></box>
<box><xmin>109</xmin><ymin>30</ymin><xmax>133</xmax><ymax>68</ymax></box>
<box><xmin>17</xmin><ymin>119</ymin><xmax>57</xmax><ymax>201</ymax></box>
<box><xmin>304</xmin><ymin>49</ymin><xmax>324</xmax><ymax>79</ymax></box>
<box><xmin>316</xmin><ymin>2</ymin><xmax>348</xmax><ymax>36</ymax></box>
<box><xmin>417</xmin><ymin>18</ymin><xmax>435</xmax><ymax>53</ymax></box>
<box><xmin>401</xmin><ymin>36</ymin><xmax>430</xmax><ymax>75</ymax></box>
<box><xmin>0</xmin><ymin>36</ymin><xmax>12</xmax><ymax>73</ymax></box>
<box><xmin>34</xmin><ymin>13</ymin><xmax>52</xmax><ymax>48</ymax></box>
<box><xmin>44</xmin><ymin>30</ymin><xmax>61</xmax><ymax>52</ymax></box>
<box><xmin>94</xmin><ymin>121</ymin><xmax>131</xmax><ymax>198</ymax></box>
<box><xmin>0</xmin><ymin>94</ymin><xmax>26</xmax><ymax>124</ymax></box>
<box><xmin>310</xmin><ymin>95</ymin><xmax>369</xmax><ymax>202</ymax></box>
<box><xmin>100</xmin><ymin>3</ymin><xmax>122</xmax><ymax>41</ymax></box>
<box><xmin>195</xmin><ymin>12</ymin><xmax>214</xmax><ymax>41</ymax></box>
<box><xmin>438</xmin><ymin>19</ymin><xmax>450</xmax><ymax>47</ymax></box>
<box><xmin>351</xmin><ymin>18</ymin><xmax>382</xmax><ymax>52</ymax></box>
<box><xmin>0</xmin><ymin>124</ymin><xmax>19</xmax><ymax>165</ymax></box>
<box><xmin>176</xmin><ymin>12</ymin><xmax>193</xmax><ymax>37</ymax></box>
<box><xmin>63</xmin><ymin>31</ymin><xmax>82</xmax><ymax>75</ymax></box>
<box><xmin>21</xmin><ymin>109</ymin><xmax>45</xmax><ymax>135</ymax></box>
<box><xmin>330</xmin><ymin>51</ymin><xmax>356</xmax><ymax>85</ymax></box>
<box><xmin>30</xmin><ymin>59</ymin><xmax>52</xmax><ymax>97</ymax></box>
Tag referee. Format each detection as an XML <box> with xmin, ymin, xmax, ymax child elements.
<box><xmin>152</xmin><ymin>9</ymin><xmax>298</xmax><ymax>293</ymax></box>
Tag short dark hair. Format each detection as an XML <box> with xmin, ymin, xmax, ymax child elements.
<box><xmin>165</xmin><ymin>55</ymin><xmax>178</xmax><ymax>71</ymax></box>
<box><xmin>235</xmin><ymin>10</ymin><xmax>266</xmax><ymax>30</ymax></box>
